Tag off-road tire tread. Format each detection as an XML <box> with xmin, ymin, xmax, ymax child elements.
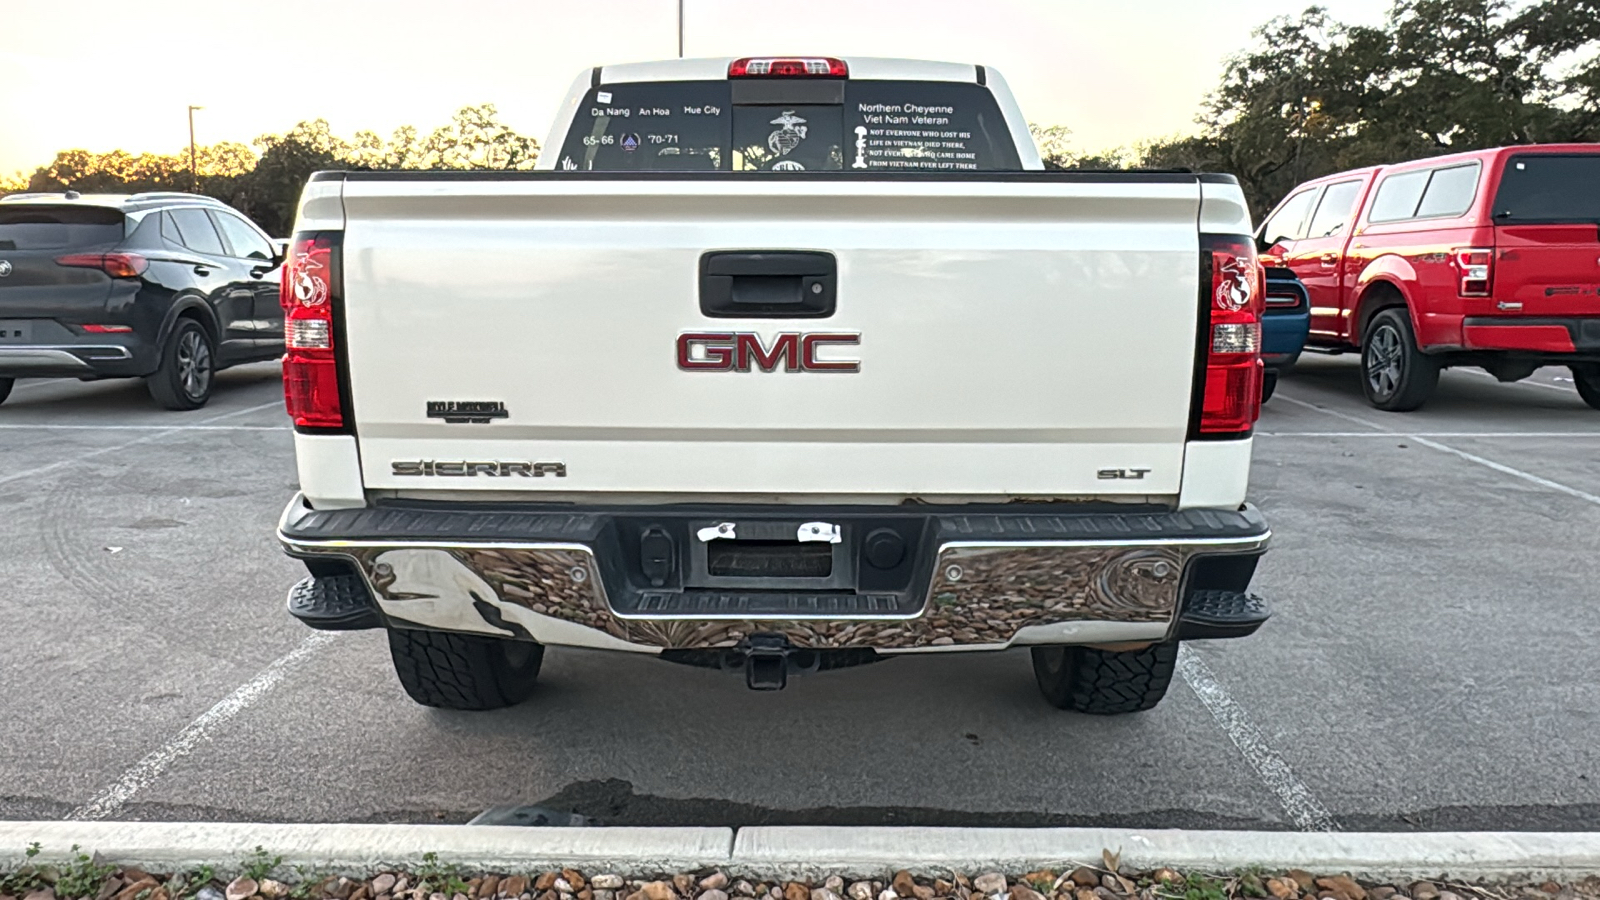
<box><xmin>1033</xmin><ymin>641</ymin><xmax>1179</xmax><ymax>715</ymax></box>
<box><xmin>387</xmin><ymin>629</ymin><xmax>543</xmax><ymax>710</ymax></box>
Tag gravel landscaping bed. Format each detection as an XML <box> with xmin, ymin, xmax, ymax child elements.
<box><xmin>4</xmin><ymin>849</ymin><xmax>1598</xmax><ymax>900</ymax></box>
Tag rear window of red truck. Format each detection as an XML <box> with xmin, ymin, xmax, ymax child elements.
<box><xmin>1492</xmin><ymin>154</ymin><xmax>1600</xmax><ymax>224</ymax></box>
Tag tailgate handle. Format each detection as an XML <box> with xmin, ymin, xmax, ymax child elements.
<box><xmin>699</xmin><ymin>251</ymin><xmax>836</xmax><ymax>318</ymax></box>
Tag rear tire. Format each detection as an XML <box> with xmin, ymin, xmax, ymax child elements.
<box><xmin>1360</xmin><ymin>308</ymin><xmax>1437</xmax><ymax>411</ymax></box>
<box><xmin>1031</xmin><ymin>641</ymin><xmax>1178</xmax><ymax>714</ymax></box>
<box><xmin>387</xmin><ymin>628</ymin><xmax>545</xmax><ymax>710</ymax></box>
<box><xmin>0</xmin><ymin>377</ymin><xmax>13</xmax><ymax>406</ymax></box>
<box><xmin>1573</xmin><ymin>365</ymin><xmax>1600</xmax><ymax>411</ymax></box>
<box><xmin>1261</xmin><ymin>370</ymin><xmax>1278</xmax><ymax>402</ymax></box>
<box><xmin>147</xmin><ymin>319</ymin><xmax>215</xmax><ymax>410</ymax></box>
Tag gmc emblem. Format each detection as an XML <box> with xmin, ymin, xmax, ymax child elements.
<box><xmin>677</xmin><ymin>332</ymin><xmax>861</xmax><ymax>372</ymax></box>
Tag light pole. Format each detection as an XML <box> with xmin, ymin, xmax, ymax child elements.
<box><xmin>187</xmin><ymin>105</ymin><xmax>203</xmax><ymax>193</ymax></box>
<box><xmin>677</xmin><ymin>0</ymin><xmax>683</xmax><ymax>58</ymax></box>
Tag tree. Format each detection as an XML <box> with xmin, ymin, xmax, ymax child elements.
<box><xmin>1515</xmin><ymin>0</ymin><xmax>1600</xmax><ymax>135</ymax></box>
<box><xmin>1029</xmin><ymin>124</ymin><xmax>1076</xmax><ymax>169</ymax></box>
<box><xmin>414</xmin><ymin>104</ymin><xmax>540</xmax><ymax>170</ymax></box>
<box><xmin>1190</xmin><ymin>7</ymin><xmax>1392</xmax><ymax>211</ymax></box>
<box><xmin>19</xmin><ymin>142</ymin><xmax>258</xmax><ymax>199</ymax></box>
<box><xmin>5</xmin><ymin>106</ymin><xmax>542</xmax><ymax>235</ymax></box>
<box><xmin>234</xmin><ymin>120</ymin><xmax>352</xmax><ymax>235</ymax></box>
<box><xmin>27</xmin><ymin>149</ymin><xmax>189</xmax><ymax>193</ymax></box>
<box><xmin>1175</xmin><ymin>1</ymin><xmax>1600</xmax><ymax>213</ymax></box>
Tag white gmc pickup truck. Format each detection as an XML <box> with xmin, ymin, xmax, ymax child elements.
<box><xmin>276</xmin><ymin>56</ymin><xmax>1272</xmax><ymax>714</ymax></box>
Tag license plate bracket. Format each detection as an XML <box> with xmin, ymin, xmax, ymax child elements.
<box><xmin>687</xmin><ymin>519</ymin><xmax>854</xmax><ymax>590</ymax></box>
<box><xmin>707</xmin><ymin>540</ymin><xmax>833</xmax><ymax>579</ymax></box>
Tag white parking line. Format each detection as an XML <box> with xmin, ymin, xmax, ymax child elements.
<box><xmin>1177</xmin><ymin>648</ymin><xmax>1338</xmax><ymax>832</ymax></box>
<box><xmin>1262</xmin><ymin>431</ymin><xmax>1600</xmax><ymax>438</ymax></box>
<box><xmin>1274</xmin><ymin>395</ymin><xmax>1387</xmax><ymax>431</ymax></box>
<box><xmin>67</xmin><ymin>632</ymin><xmax>339</xmax><ymax>821</ymax></box>
<box><xmin>0</xmin><ymin>400</ymin><xmax>283</xmax><ymax>488</ymax></box>
<box><xmin>1277</xmin><ymin>394</ymin><xmax>1600</xmax><ymax>509</ymax></box>
<box><xmin>1408</xmin><ymin>436</ymin><xmax>1600</xmax><ymax>507</ymax></box>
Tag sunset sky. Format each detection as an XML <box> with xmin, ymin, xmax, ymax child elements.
<box><xmin>0</xmin><ymin>0</ymin><xmax>1392</xmax><ymax>176</ymax></box>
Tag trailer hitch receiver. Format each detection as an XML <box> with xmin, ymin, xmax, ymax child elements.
<box><xmin>744</xmin><ymin>633</ymin><xmax>791</xmax><ymax>691</ymax></box>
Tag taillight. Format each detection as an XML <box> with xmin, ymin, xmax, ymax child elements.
<box><xmin>55</xmin><ymin>252</ymin><xmax>148</xmax><ymax>278</ymax></box>
<box><xmin>728</xmin><ymin>57</ymin><xmax>848</xmax><ymax>78</ymax></box>
<box><xmin>81</xmin><ymin>324</ymin><xmax>133</xmax><ymax>333</ymax></box>
<box><xmin>280</xmin><ymin>231</ymin><xmax>345</xmax><ymax>429</ymax></box>
<box><xmin>1263</xmin><ymin>279</ymin><xmax>1306</xmax><ymax>309</ymax></box>
<box><xmin>1195</xmin><ymin>234</ymin><xmax>1264</xmax><ymax>437</ymax></box>
<box><xmin>1453</xmin><ymin>247</ymin><xmax>1493</xmax><ymax>297</ymax></box>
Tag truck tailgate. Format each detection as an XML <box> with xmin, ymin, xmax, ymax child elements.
<box><xmin>339</xmin><ymin>176</ymin><xmax>1203</xmax><ymax>499</ymax></box>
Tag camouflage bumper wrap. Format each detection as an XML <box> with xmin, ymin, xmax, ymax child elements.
<box><xmin>279</xmin><ymin>496</ymin><xmax>1269</xmax><ymax>653</ymax></box>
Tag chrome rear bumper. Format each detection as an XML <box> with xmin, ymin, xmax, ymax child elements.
<box><xmin>277</xmin><ymin>495</ymin><xmax>1270</xmax><ymax>652</ymax></box>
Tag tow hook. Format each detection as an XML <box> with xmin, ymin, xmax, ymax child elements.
<box><xmin>744</xmin><ymin>633</ymin><xmax>791</xmax><ymax>691</ymax></box>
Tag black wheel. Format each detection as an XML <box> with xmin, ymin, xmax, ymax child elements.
<box><xmin>0</xmin><ymin>377</ymin><xmax>12</xmax><ymax>406</ymax></box>
<box><xmin>387</xmin><ymin>628</ymin><xmax>545</xmax><ymax>710</ymax></box>
<box><xmin>147</xmin><ymin>319</ymin><xmax>215</xmax><ymax>410</ymax></box>
<box><xmin>1261</xmin><ymin>370</ymin><xmax>1278</xmax><ymax>402</ymax></box>
<box><xmin>1360</xmin><ymin>308</ymin><xmax>1438</xmax><ymax>411</ymax></box>
<box><xmin>1573</xmin><ymin>365</ymin><xmax>1600</xmax><ymax>411</ymax></box>
<box><xmin>1031</xmin><ymin>641</ymin><xmax>1178</xmax><ymax>714</ymax></box>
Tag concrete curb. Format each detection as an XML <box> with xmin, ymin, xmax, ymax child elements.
<box><xmin>0</xmin><ymin>823</ymin><xmax>733</xmax><ymax>876</ymax></box>
<box><xmin>3</xmin><ymin>823</ymin><xmax>1600</xmax><ymax>882</ymax></box>
<box><xmin>729</xmin><ymin>827</ymin><xmax>1600</xmax><ymax>881</ymax></box>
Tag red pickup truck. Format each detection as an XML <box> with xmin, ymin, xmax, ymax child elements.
<box><xmin>1257</xmin><ymin>145</ymin><xmax>1600</xmax><ymax>411</ymax></box>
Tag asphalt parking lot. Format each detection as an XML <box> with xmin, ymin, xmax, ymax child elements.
<box><xmin>1</xmin><ymin>357</ymin><xmax>1597</xmax><ymax>832</ymax></box>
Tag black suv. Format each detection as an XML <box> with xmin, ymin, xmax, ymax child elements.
<box><xmin>0</xmin><ymin>191</ymin><xmax>285</xmax><ymax>409</ymax></box>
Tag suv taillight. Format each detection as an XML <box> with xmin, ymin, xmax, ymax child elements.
<box><xmin>55</xmin><ymin>252</ymin><xmax>148</xmax><ymax>278</ymax></box>
<box><xmin>1453</xmin><ymin>247</ymin><xmax>1493</xmax><ymax>297</ymax></box>
<box><xmin>280</xmin><ymin>231</ymin><xmax>345</xmax><ymax>429</ymax></box>
<box><xmin>1195</xmin><ymin>234</ymin><xmax>1264</xmax><ymax>437</ymax></box>
<box><xmin>728</xmin><ymin>57</ymin><xmax>848</xmax><ymax>77</ymax></box>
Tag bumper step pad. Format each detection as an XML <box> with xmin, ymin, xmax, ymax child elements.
<box><xmin>287</xmin><ymin>574</ymin><xmax>382</xmax><ymax>631</ymax></box>
<box><xmin>1177</xmin><ymin>589</ymin><xmax>1271</xmax><ymax>639</ymax></box>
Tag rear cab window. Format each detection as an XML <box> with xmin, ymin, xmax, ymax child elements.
<box><xmin>1492</xmin><ymin>154</ymin><xmax>1600</xmax><ymax>224</ymax></box>
<box><xmin>1414</xmin><ymin>163</ymin><xmax>1480</xmax><ymax>218</ymax></box>
<box><xmin>0</xmin><ymin>205</ymin><xmax>125</xmax><ymax>250</ymax></box>
<box><xmin>556</xmin><ymin>78</ymin><xmax>1022</xmax><ymax>172</ymax></box>
<box><xmin>1367</xmin><ymin>162</ymin><xmax>1483</xmax><ymax>225</ymax></box>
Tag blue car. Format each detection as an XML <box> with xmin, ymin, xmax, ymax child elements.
<box><xmin>1260</xmin><ymin>266</ymin><xmax>1309</xmax><ymax>402</ymax></box>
